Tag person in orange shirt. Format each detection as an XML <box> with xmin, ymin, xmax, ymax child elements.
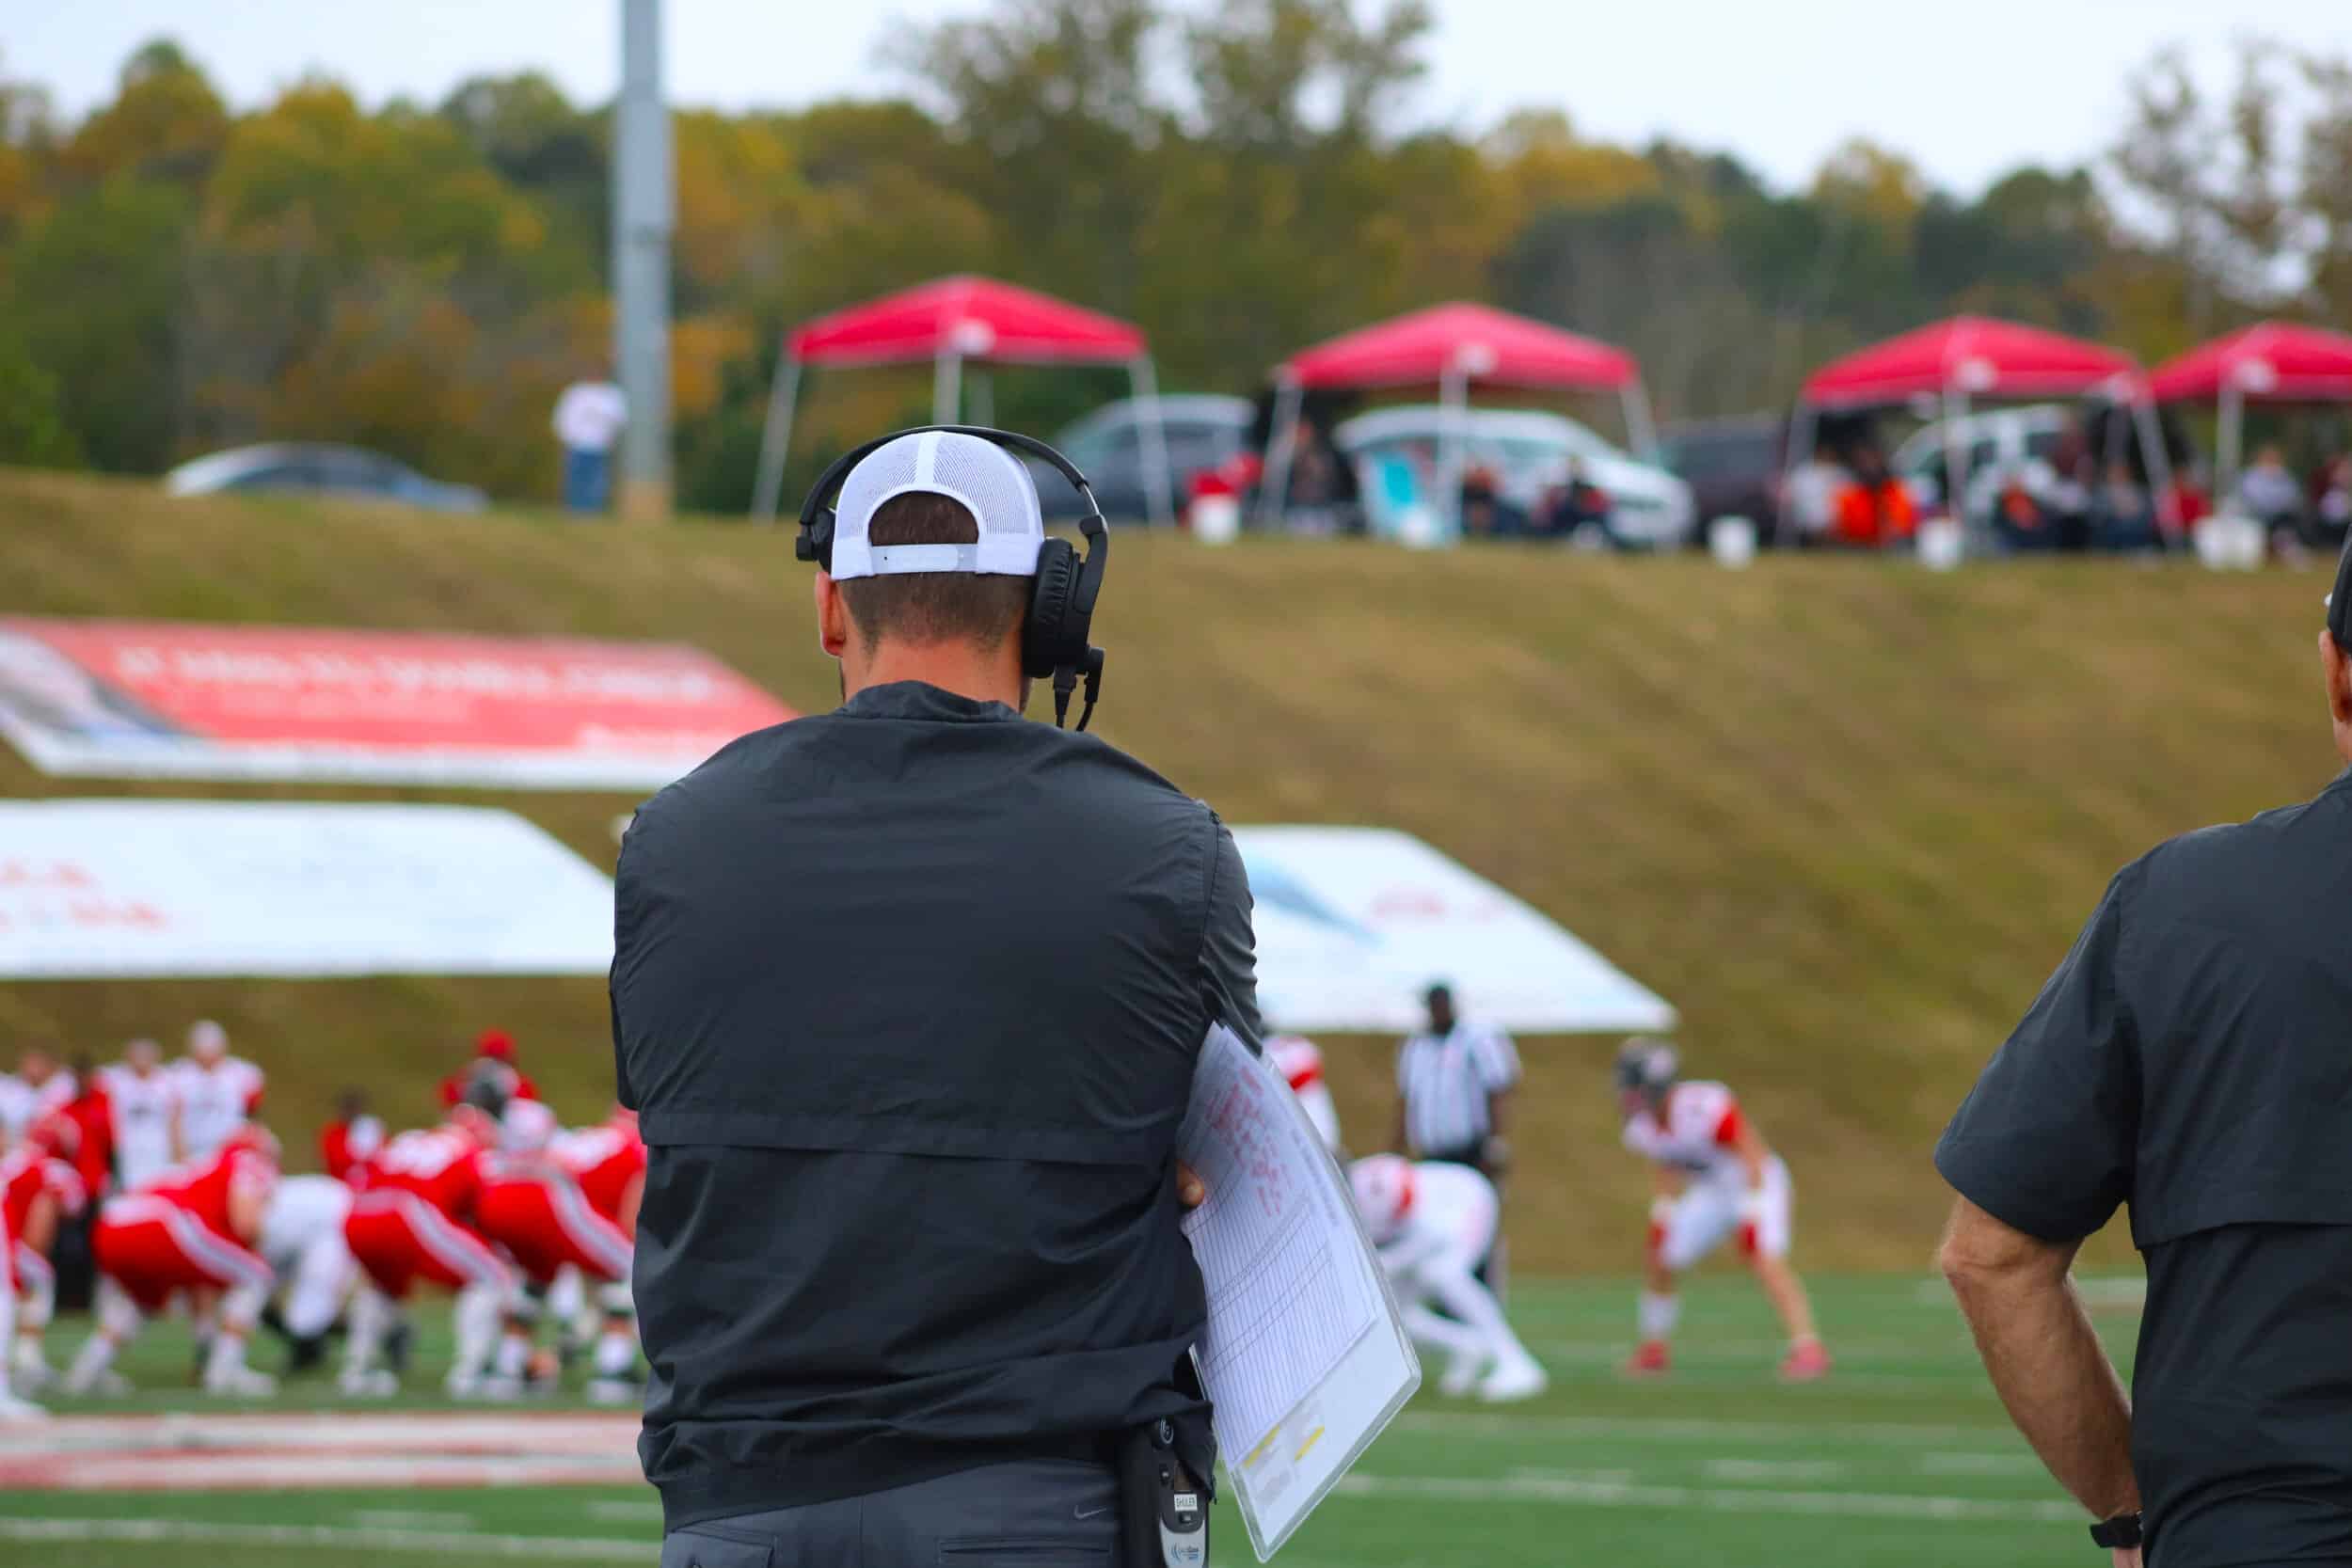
<box><xmin>1833</xmin><ymin>448</ymin><xmax>1918</xmax><ymax>547</ymax></box>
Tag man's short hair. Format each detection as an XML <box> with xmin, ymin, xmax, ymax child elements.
<box><xmin>837</xmin><ymin>492</ymin><xmax>1033</xmax><ymax>652</ymax></box>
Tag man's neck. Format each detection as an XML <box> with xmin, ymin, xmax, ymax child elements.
<box><xmin>847</xmin><ymin>641</ymin><xmax>1023</xmax><ymax>709</ymax></box>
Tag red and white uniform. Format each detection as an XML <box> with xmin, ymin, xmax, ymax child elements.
<box><xmin>501</xmin><ymin>1097</ymin><xmax>558</xmax><ymax>1154</ymax></box>
<box><xmin>3</xmin><ymin>1148</ymin><xmax>87</xmax><ymax>1293</ymax></box>
<box><xmin>1268</xmin><ymin>1036</ymin><xmax>1342</xmax><ymax>1152</ymax></box>
<box><xmin>1621</xmin><ymin>1081</ymin><xmax>1791</xmax><ymax>1269</ymax></box>
<box><xmin>0</xmin><ymin>1072</ymin><xmax>73</xmax><ymax>1144</ymax></box>
<box><xmin>342</xmin><ymin>1126</ymin><xmax>512</xmax><ymax>1298</ymax></box>
<box><xmin>172</xmin><ymin>1055</ymin><xmax>265</xmax><ymax>1158</ymax></box>
<box><xmin>475</xmin><ymin>1154</ymin><xmax>633</xmax><ymax>1287</ymax></box>
<box><xmin>91</xmin><ymin>1144</ymin><xmax>277</xmax><ymax>1309</ymax></box>
<box><xmin>99</xmin><ymin>1066</ymin><xmax>180</xmax><ymax>1192</ymax></box>
<box><xmin>262</xmin><ymin>1175</ymin><xmax>357</xmax><ymax>1339</ymax></box>
<box><xmin>549</xmin><ymin>1117</ymin><xmax>646</xmax><ymax>1235</ymax></box>
<box><xmin>1347</xmin><ymin>1155</ymin><xmax>1542</xmax><ymax>1394</ymax></box>
<box><xmin>320</xmin><ymin>1116</ymin><xmax>385</xmax><ymax>1185</ymax></box>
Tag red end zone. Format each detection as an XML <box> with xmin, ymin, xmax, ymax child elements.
<box><xmin>0</xmin><ymin>1411</ymin><xmax>643</xmax><ymax>1492</ymax></box>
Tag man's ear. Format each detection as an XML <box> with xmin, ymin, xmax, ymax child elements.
<box><xmin>2323</xmin><ymin>630</ymin><xmax>2352</xmax><ymax>725</ymax></box>
<box><xmin>816</xmin><ymin>573</ymin><xmax>850</xmax><ymax>658</ymax></box>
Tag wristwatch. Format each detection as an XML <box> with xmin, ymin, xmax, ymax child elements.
<box><xmin>2088</xmin><ymin>1513</ymin><xmax>2142</xmax><ymax>1550</ymax></box>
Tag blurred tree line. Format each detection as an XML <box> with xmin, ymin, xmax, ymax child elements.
<box><xmin>2</xmin><ymin>12</ymin><xmax>2348</xmax><ymax>510</ymax></box>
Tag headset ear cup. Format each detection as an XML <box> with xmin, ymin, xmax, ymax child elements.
<box><xmin>1025</xmin><ymin>539</ymin><xmax>1079</xmax><ymax>679</ymax></box>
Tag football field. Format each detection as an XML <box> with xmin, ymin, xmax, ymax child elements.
<box><xmin>0</xmin><ymin>1273</ymin><xmax>2140</xmax><ymax>1567</ymax></box>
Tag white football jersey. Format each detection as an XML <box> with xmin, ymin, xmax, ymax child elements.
<box><xmin>173</xmin><ymin>1057</ymin><xmax>265</xmax><ymax>1157</ymax></box>
<box><xmin>1350</xmin><ymin>1154</ymin><xmax>1498</xmax><ymax>1261</ymax></box>
<box><xmin>102</xmin><ymin>1066</ymin><xmax>181</xmax><ymax>1191</ymax></box>
<box><xmin>1268</xmin><ymin>1035</ymin><xmax>1343</xmax><ymax>1151</ymax></box>
<box><xmin>262</xmin><ymin>1174</ymin><xmax>353</xmax><ymax>1270</ymax></box>
<box><xmin>1622</xmin><ymin>1080</ymin><xmax>1746</xmax><ymax>1185</ymax></box>
<box><xmin>0</xmin><ymin>1073</ymin><xmax>74</xmax><ymax>1143</ymax></box>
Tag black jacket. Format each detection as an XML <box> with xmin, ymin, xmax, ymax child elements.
<box><xmin>612</xmin><ymin>681</ymin><xmax>1259</xmax><ymax>1528</ymax></box>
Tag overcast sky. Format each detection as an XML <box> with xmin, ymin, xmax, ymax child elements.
<box><xmin>12</xmin><ymin>0</ymin><xmax>2344</xmax><ymax>196</ymax></box>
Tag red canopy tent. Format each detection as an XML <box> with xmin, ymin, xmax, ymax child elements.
<box><xmin>751</xmin><ymin>276</ymin><xmax>1172</xmax><ymax>524</ymax></box>
<box><xmin>1262</xmin><ymin>303</ymin><xmax>1654</xmax><ymax>530</ymax></box>
<box><xmin>1790</xmin><ymin>315</ymin><xmax>2169</xmax><ymax>535</ymax></box>
<box><xmin>2148</xmin><ymin>322</ymin><xmax>2352</xmax><ymax>497</ymax></box>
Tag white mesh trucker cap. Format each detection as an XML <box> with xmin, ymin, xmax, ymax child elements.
<box><xmin>826</xmin><ymin>431</ymin><xmax>1047</xmax><ymax>580</ymax></box>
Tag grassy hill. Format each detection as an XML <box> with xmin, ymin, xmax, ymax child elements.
<box><xmin>0</xmin><ymin>467</ymin><xmax>2333</xmax><ymax>1270</ymax></box>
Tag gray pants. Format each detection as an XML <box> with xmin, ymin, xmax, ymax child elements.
<box><xmin>660</xmin><ymin>1459</ymin><xmax>1119</xmax><ymax>1567</ymax></box>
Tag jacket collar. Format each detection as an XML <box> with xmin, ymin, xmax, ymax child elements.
<box><xmin>837</xmin><ymin>680</ymin><xmax>1021</xmax><ymax>724</ymax></box>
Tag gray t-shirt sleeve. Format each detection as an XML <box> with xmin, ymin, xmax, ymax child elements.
<box><xmin>1199</xmin><ymin>814</ymin><xmax>1263</xmax><ymax>1049</ymax></box>
<box><xmin>1934</xmin><ymin>867</ymin><xmax>2140</xmax><ymax>1243</ymax></box>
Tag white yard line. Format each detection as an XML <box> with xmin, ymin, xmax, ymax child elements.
<box><xmin>1339</xmin><ymin>1471</ymin><xmax>2080</xmax><ymax>1524</ymax></box>
<box><xmin>0</xmin><ymin>1517</ymin><xmax>649</xmax><ymax>1561</ymax></box>
<box><xmin>351</xmin><ymin>1510</ymin><xmax>480</xmax><ymax>1532</ymax></box>
<box><xmin>585</xmin><ymin>1499</ymin><xmax>667</xmax><ymax>1523</ymax></box>
<box><xmin>1396</xmin><ymin>1411</ymin><xmax>2014</xmax><ymax>1445</ymax></box>
<box><xmin>1702</xmin><ymin>1459</ymin><xmax>1850</xmax><ymax>1482</ymax></box>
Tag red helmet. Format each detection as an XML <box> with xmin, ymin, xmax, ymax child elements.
<box><xmin>476</xmin><ymin>1029</ymin><xmax>516</xmax><ymax>1062</ymax></box>
<box><xmin>25</xmin><ymin>1113</ymin><xmax>80</xmax><ymax>1161</ymax></box>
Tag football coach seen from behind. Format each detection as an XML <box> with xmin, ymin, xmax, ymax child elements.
<box><xmin>1935</xmin><ymin>550</ymin><xmax>2352</xmax><ymax>1568</ymax></box>
<box><xmin>612</xmin><ymin>426</ymin><xmax>1259</xmax><ymax>1568</ymax></box>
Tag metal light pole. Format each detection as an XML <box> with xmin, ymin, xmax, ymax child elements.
<box><xmin>613</xmin><ymin>0</ymin><xmax>673</xmax><ymax>521</ymax></box>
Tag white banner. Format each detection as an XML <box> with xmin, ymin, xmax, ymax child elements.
<box><xmin>0</xmin><ymin>800</ymin><xmax>614</xmax><ymax>978</ymax></box>
<box><xmin>1233</xmin><ymin>826</ymin><xmax>1675</xmax><ymax>1035</ymax></box>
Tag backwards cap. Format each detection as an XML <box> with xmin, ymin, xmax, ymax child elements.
<box><xmin>827</xmin><ymin>431</ymin><xmax>1046</xmax><ymax>581</ymax></box>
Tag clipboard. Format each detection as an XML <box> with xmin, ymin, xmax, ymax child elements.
<box><xmin>1178</xmin><ymin>1022</ymin><xmax>1421</xmax><ymax>1559</ymax></box>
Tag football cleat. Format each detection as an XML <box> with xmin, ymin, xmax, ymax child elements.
<box><xmin>1438</xmin><ymin>1353</ymin><xmax>1486</xmax><ymax>1400</ymax></box>
<box><xmin>1477</xmin><ymin>1357</ymin><xmax>1549</xmax><ymax>1404</ymax></box>
<box><xmin>1623</xmin><ymin>1339</ymin><xmax>1671</xmax><ymax>1378</ymax></box>
<box><xmin>339</xmin><ymin>1368</ymin><xmax>399</xmax><ymax>1399</ymax></box>
<box><xmin>204</xmin><ymin>1364</ymin><xmax>278</xmax><ymax>1399</ymax></box>
<box><xmin>1779</xmin><ymin>1339</ymin><xmax>1832</xmax><ymax>1382</ymax></box>
<box><xmin>0</xmin><ymin>1391</ymin><xmax>48</xmax><ymax>1423</ymax></box>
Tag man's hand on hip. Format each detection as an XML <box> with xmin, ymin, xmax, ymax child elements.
<box><xmin>1176</xmin><ymin>1162</ymin><xmax>1206</xmax><ymax>1209</ymax></box>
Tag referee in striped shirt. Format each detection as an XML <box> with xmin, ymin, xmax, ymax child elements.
<box><xmin>1392</xmin><ymin>983</ymin><xmax>1520</xmax><ymax>1178</ymax></box>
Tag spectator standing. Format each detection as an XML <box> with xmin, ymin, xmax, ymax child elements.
<box><xmin>100</xmin><ymin>1039</ymin><xmax>179</xmax><ymax>1192</ymax></box>
<box><xmin>2240</xmin><ymin>443</ymin><xmax>2308</xmax><ymax>548</ymax></box>
<box><xmin>1783</xmin><ymin>442</ymin><xmax>1850</xmax><ymax>544</ymax></box>
<box><xmin>552</xmin><ymin>378</ymin><xmax>628</xmax><ymax>515</ymax></box>
<box><xmin>173</xmin><ymin>1020</ymin><xmax>264</xmax><ymax>1159</ymax></box>
<box><xmin>2315</xmin><ymin>454</ymin><xmax>2351</xmax><ymax>546</ymax></box>
<box><xmin>2090</xmin><ymin>461</ymin><xmax>2161</xmax><ymax>553</ymax></box>
<box><xmin>1934</xmin><ymin>555</ymin><xmax>2352</xmax><ymax>1566</ymax></box>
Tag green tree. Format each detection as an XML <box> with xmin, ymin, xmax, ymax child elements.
<box><xmin>0</xmin><ymin>323</ymin><xmax>82</xmax><ymax>467</ymax></box>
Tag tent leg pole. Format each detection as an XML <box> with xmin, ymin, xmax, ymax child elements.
<box><xmin>1260</xmin><ymin>380</ymin><xmax>1304</xmax><ymax>530</ymax></box>
<box><xmin>1132</xmin><ymin>356</ymin><xmax>1174</xmax><ymax>527</ymax></box>
<box><xmin>750</xmin><ymin>358</ymin><xmax>802</xmax><ymax>524</ymax></box>
<box><xmin>1623</xmin><ymin>379</ymin><xmax>1659</xmax><ymax>462</ymax></box>
<box><xmin>2218</xmin><ymin>383</ymin><xmax>2243</xmax><ymax>509</ymax></box>
<box><xmin>1942</xmin><ymin>390</ymin><xmax>1969</xmax><ymax>531</ymax></box>
<box><xmin>2134</xmin><ymin>395</ymin><xmax>2177</xmax><ymax>543</ymax></box>
<box><xmin>934</xmin><ymin>350</ymin><xmax>961</xmax><ymax>424</ymax></box>
<box><xmin>1440</xmin><ymin>365</ymin><xmax>1470</xmax><ymax>541</ymax></box>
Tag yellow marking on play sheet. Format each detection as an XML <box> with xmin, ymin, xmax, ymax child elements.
<box><xmin>1245</xmin><ymin>1428</ymin><xmax>1280</xmax><ymax>1468</ymax></box>
<box><xmin>1293</xmin><ymin>1426</ymin><xmax>1326</xmax><ymax>1463</ymax></box>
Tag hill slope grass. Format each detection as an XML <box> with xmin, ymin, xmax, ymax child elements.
<box><xmin>0</xmin><ymin>468</ymin><xmax>2332</xmax><ymax>1269</ymax></box>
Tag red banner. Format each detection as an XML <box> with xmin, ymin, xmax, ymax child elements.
<box><xmin>0</xmin><ymin>617</ymin><xmax>796</xmax><ymax>790</ymax></box>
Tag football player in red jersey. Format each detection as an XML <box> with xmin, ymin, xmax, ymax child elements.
<box><xmin>66</xmin><ymin>1125</ymin><xmax>281</xmax><ymax>1397</ymax></box>
<box><xmin>1</xmin><ymin>1116</ymin><xmax>87</xmax><ymax>1416</ymax></box>
<box><xmin>341</xmin><ymin>1076</ymin><xmax>516</xmax><ymax>1397</ymax></box>
<box><xmin>547</xmin><ymin>1106</ymin><xmax>647</xmax><ymax>1401</ymax></box>
<box><xmin>1615</xmin><ymin>1039</ymin><xmax>1828</xmax><ymax>1381</ymax></box>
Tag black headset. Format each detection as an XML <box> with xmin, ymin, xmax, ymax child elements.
<box><xmin>797</xmin><ymin>424</ymin><xmax>1109</xmax><ymax>732</ymax></box>
<box><xmin>2331</xmin><ymin>531</ymin><xmax>2352</xmax><ymax>651</ymax></box>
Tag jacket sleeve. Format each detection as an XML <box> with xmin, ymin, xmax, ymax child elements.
<box><xmin>1198</xmin><ymin>813</ymin><xmax>1263</xmax><ymax>1049</ymax></box>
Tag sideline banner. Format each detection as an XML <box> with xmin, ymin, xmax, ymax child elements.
<box><xmin>0</xmin><ymin>616</ymin><xmax>794</xmax><ymax>790</ymax></box>
<box><xmin>0</xmin><ymin>800</ymin><xmax>615</xmax><ymax>978</ymax></box>
<box><xmin>1233</xmin><ymin>825</ymin><xmax>1675</xmax><ymax>1034</ymax></box>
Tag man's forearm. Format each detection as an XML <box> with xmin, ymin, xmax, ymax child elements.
<box><xmin>1944</xmin><ymin>1219</ymin><xmax>2137</xmax><ymax>1519</ymax></box>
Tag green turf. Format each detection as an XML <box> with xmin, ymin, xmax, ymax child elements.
<box><xmin>3</xmin><ymin>1274</ymin><xmax>2138</xmax><ymax>1567</ymax></box>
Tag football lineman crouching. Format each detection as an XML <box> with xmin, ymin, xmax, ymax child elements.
<box><xmin>65</xmin><ymin>1127</ymin><xmax>282</xmax><ymax>1398</ymax></box>
<box><xmin>473</xmin><ymin>1103</ymin><xmax>644</xmax><ymax>1402</ymax></box>
<box><xmin>1614</xmin><ymin>1038</ymin><xmax>1829</xmax><ymax>1380</ymax></box>
<box><xmin>1349</xmin><ymin>1154</ymin><xmax>1548</xmax><ymax>1403</ymax></box>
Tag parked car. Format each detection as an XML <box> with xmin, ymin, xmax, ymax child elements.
<box><xmin>1890</xmin><ymin>404</ymin><xmax>2072</xmax><ymax>520</ymax></box>
<box><xmin>1658</xmin><ymin>416</ymin><xmax>1787</xmax><ymax>540</ymax></box>
<box><xmin>1032</xmin><ymin>395</ymin><xmax>1255</xmax><ymax>523</ymax></box>
<box><xmin>164</xmin><ymin>443</ymin><xmax>488</xmax><ymax>513</ymax></box>
<box><xmin>1332</xmin><ymin>405</ymin><xmax>1696</xmax><ymax>549</ymax></box>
